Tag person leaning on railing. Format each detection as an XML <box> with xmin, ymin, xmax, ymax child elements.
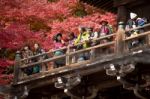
<box><xmin>68</xmin><ymin>32</ymin><xmax>77</xmax><ymax>63</ymax></box>
<box><xmin>126</xmin><ymin>12</ymin><xmax>147</xmax><ymax>49</ymax></box>
<box><xmin>88</xmin><ymin>27</ymin><xmax>99</xmax><ymax>46</ymax></box>
<box><xmin>53</xmin><ymin>33</ymin><xmax>66</xmax><ymax>68</ymax></box>
<box><xmin>21</xmin><ymin>45</ymin><xmax>33</xmax><ymax>76</ymax></box>
<box><xmin>136</xmin><ymin>17</ymin><xmax>147</xmax><ymax>45</ymax></box>
<box><xmin>74</xmin><ymin>27</ymin><xmax>90</xmax><ymax>61</ymax></box>
<box><xmin>32</xmin><ymin>43</ymin><xmax>48</xmax><ymax>74</ymax></box>
<box><xmin>99</xmin><ymin>20</ymin><xmax>113</xmax><ymax>43</ymax></box>
<box><xmin>99</xmin><ymin>20</ymin><xmax>114</xmax><ymax>54</ymax></box>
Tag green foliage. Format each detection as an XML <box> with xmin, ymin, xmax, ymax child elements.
<box><xmin>74</xmin><ymin>9</ymin><xmax>87</xmax><ymax>17</ymax></box>
<box><xmin>48</xmin><ymin>0</ymin><xmax>58</xmax><ymax>2</ymax></box>
<box><xmin>28</xmin><ymin>16</ymin><xmax>51</xmax><ymax>32</ymax></box>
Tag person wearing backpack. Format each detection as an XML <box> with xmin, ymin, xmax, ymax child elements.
<box><xmin>75</xmin><ymin>27</ymin><xmax>90</xmax><ymax>61</ymax></box>
<box><xmin>75</xmin><ymin>27</ymin><xmax>90</xmax><ymax>49</ymax></box>
<box><xmin>136</xmin><ymin>17</ymin><xmax>147</xmax><ymax>45</ymax></box>
<box><xmin>99</xmin><ymin>20</ymin><xmax>113</xmax><ymax>43</ymax></box>
<box><xmin>126</xmin><ymin>12</ymin><xmax>147</xmax><ymax>49</ymax></box>
<box><xmin>99</xmin><ymin>20</ymin><xmax>113</xmax><ymax>54</ymax></box>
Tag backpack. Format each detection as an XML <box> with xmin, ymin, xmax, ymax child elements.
<box><xmin>108</xmin><ymin>25</ymin><xmax>113</xmax><ymax>34</ymax></box>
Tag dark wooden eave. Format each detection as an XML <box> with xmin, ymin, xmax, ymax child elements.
<box><xmin>80</xmin><ymin>0</ymin><xmax>117</xmax><ymax>13</ymax></box>
<box><xmin>80</xmin><ymin>0</ymin><xmax>150</xmax><ymax>13</ymax></box>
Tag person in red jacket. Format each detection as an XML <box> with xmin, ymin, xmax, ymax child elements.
<box><xmin>99</xmin><ymin>20</ymin><xmax>113</xmax><ymax>43</ymax></box>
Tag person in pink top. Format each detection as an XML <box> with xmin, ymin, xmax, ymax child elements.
<box><xmin>53</xmin><ymin>33</ymin><xmax>66</xmax><ymax>68</ymax></box>
<box><xmin>53</xmin><ymin>33</ymin><xmax>65</xmax><ymax>49</ymax></box>
<box><xmin>99</xmin><ymin>20</ymin><xmax>113</xmax><ymax>54</ymax></box>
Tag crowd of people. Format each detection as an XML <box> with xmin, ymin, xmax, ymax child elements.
<box><xmin>15</xmin><ymin>20</ymin><xmax>114</xmax><ymax>75</ymax></box>
<box><xmin>15</xmin><ymin>43</ymin><xmax>48</xmax><ymax>75</ymax></box>
<box><xmin>125</xmin><ymin>12</ymin><xmax>147</xmax><ymax>49</ymax></box>
<box><xmin>15</xmin><ymin>13</ymin><xmax>148</xmax><ymax>76</ymax></box>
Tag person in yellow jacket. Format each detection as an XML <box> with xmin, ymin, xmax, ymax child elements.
<box><xmin>74</xmin><ymin>27</ymin><xmax>90</xmax><ymax>61</ymax></box>
<box><xmin>75</xmin><ymin>27</ymin><xmax>90</xmax><ymax>49</ymax></box>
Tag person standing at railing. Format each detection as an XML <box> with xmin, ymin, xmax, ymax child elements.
<box><xmin>99</xmin><ymin>20</ymin><xmax>113</xmax><ymax>54</ymax></box>
<box><xmin>137</xmin><ymin>17</ymin><xmax>147</xmax><ymax>32</ymax></box>
<box><xmin>68</xmin><ymin>32</ymin><xmax>76</xmax><ymax>63</ymax></box>
<box><xmin>126</xmin><ymin>12</ymin><xmax>147</xmax><ymax>49</ymax></box>
<box><xmin>53</xmin><ymin>33</ymin><xmax>66</xmax><ymax>68</ymax></box>
<box><xmin>126</xmin><ymin>12</ymin><xmax>139</xmax><ymax>49</ymax></box>
<box><xmin>87</xmin><ymin>27</ymin><xmax>99</xmax><ymax>58</ymax></box>
<box><xmin>88</xmin><ymin>27</ymin><xmax>99</xmax><ymax>46</ymax></box>
<box><xmin>99</xmin><ymin>20</ymin><xmax>113</xmax><ymax>43</ymax></box>
<box><xmin>75</xmin><ymin>27</ymin><xmax>90</xmax><ymax>61</ymax></box>
<box><xmin>32</xmin><ymin>43</ymin><xmax>44</xmax><ymax>73</ymax></box>
<box><xmin>136</xmin><ymin>17</ymin><xmax>147</xmax><ymax>45</ymax></box>
<box><xmin>75</xmin><ymin>27</ymin><xmax>90</xmax><ymax>49</ymax></box>
<box><xmin>21</xmin><ymin>45</ymin><xmax>33</xmax><ymax>75</ymax></box>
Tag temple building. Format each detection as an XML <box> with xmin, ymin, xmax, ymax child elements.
<box><xmin>2</xmin><ymin>0</ymin><xmax>150</xmax><ymax>99</ymax></box>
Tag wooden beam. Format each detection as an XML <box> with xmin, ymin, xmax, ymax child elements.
<box><xmin>14</xmin><ymin>48</ymin><xmax>150</xmax><ymax>86</ymax></box>
<box><xmin>125</xmin><ymin>31</ymin><xmax>150</xmax><ymax>41</ymax></box>
<box><xmin>97</xmin><ymin>80</ymin><xmax>121</xmax><ymax>89</ymax></box>
<box><xmin>114</xmin><ymin>0</ymin><xmax>137</xmax><ymax>7</ymax></box>
<box><xmin>117</xmin><ymin>5</ymin><xmax>129</xmax><ymax>23</ymax></box>
<box><xmin>12</xmin><ymin>49</ymin><xmax>150</xmax><ymax>95</ymax></box>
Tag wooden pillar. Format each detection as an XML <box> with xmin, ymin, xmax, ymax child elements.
<box><xmin>117</xmin><ymin>5</ymin><xmax>129</xmax><ymax>25</ymax></box>
<box><xmin>13</xmin><ymin>51</ymin><xmax>22</xmax><ymax>84</ymax></box>
<box><xmin>115</xmin><ymin>22</ymin><xmax>126</xmax><ymax>55</ymax></box>
<box><xmin>66</xmin><ymin>46</ymin><xmax>70</xmax><ymax>66</ymax></box>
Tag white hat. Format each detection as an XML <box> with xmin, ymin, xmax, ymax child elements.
<box><xmin>130</xmin><ymin>12</ymin><xmax>137</xmax><ymax>19</ymax></box>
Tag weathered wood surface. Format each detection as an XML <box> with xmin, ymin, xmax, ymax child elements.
<box><xmin>13</xmin><ymin>47</ymin><xmax>150</xmax><ymax>88</ymax></box>
<box><xmin>114</xmin><ymin>0</ymin><xmax>137</xmax><ymax>7</ymax></box>
<box><xmin>12</xmin><ymin>23</ymin><xmax>150</xmax><ymax>97</ymax></box>
<box><xmin>80</xmin><ymin>0</ymin><xmax>116</xmax><ymax>12</ymax></box>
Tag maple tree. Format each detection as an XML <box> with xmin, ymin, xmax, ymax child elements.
<box><xmin>0</xmin><ymin>0</ymin><xmax>117</xmax><ymax>85</ymax></box>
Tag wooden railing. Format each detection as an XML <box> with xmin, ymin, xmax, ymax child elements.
<box><xmin>13</xmin><ymin>23</ymin><xmax>150</xmax><ymax>85</ymax></box>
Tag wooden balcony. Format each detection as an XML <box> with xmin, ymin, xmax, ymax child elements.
<box><xmin>12</xmin><ymin>23</ymin><xmax>150</xmax><ymax>98</ymax></box>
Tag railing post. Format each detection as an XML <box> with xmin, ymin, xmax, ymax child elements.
<box><xmin>13</xmin><ymin>51</ymin><xmax>21</xmax><ymax>84</ymax></box>
<box><xmin>90</xmin><ymin>48</ymin><xmax>95</xmax><ymax>61</ymax></box>
<box><xmin>146</xmin><ymin>32</ymin><xmax>150</xmax><ymax>46</ymax></box>
<box><xmin>115</xmin><ymin>22</ymin><xmax>126</xmax><ymax>55</ymax></box>
<box><xmin>66</xmin><ymin>45</ymin><xmax>70</xmax><ymax>66</ymax></box>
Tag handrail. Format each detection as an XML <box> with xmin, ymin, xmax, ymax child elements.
<box><xmin>20</xmin><ymin>46</ymin><xmax>67</xmax><ymax>62</ymax></box>
<box><xmin>21</xmin><ymin>54</ymin><xmax>67</xmax><ymax>68</ymax></box>
<box><xmin>125</xmin><ymin>23</ymin><xmax>150</xmax><ymax>32</ymax></box>
<box><xmin>19</xmin><ymin>33</ymin><xmax>116</xmax><ymax>62</ymax></box>
<box><xmin>20</xmin><ymin>41</ymin><xmax>115</xmax><ymax>69</ymax></box>
<box><xmin>69</xmin><ymin>41</ymin><xmax>115</xmax><ymax>56</ymax></box>
<box><xmin>125</xmin><ymin>31</ymin><xmax>150</xmax><ymax>41</ymax></box>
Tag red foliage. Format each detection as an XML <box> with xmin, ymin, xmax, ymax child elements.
<box><xmin>0</xmin><ymin>0</ymin><xmax>117</xmax><ymax>85</ymax></box>
<box><xmin>0</xmin><ymin>74</ymin><xmax>13</xmax><ymax>85</ymax></box>
<box><xmin>0</xmin><ymin>59</ymin><xmax>14</xmax><ymax>68</ymax></box>
<box><xmin>0</xmin><ymin>59</ymin><xmax>14</xmax><ymax>85</ymax></box>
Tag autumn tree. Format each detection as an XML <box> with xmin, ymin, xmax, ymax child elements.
<box><xmin>0</xmin><ymin>0</ymin><xmax>116</xmax><ymax>85</ymax></box>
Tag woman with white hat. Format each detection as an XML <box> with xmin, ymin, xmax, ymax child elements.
<box><xmin>126</xmin><ymin>12</ymin><xmax>139</xmax><ymax>49</ymax></box>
